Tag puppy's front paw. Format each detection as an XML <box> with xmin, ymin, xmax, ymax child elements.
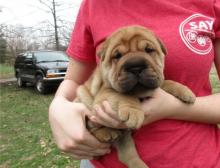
<box><xmin>174</xmin><ymin>87</ymin><xmax>196</xmax><ymax>104</ymax></box>
<box><xmin>162</xmin><ymin>80</ymin><xmax>196</xmax><ymax>104</ymax></box>
<box><xmin>118</xmin><ymin>107</ymin><xmax>144</xmax><ymax>129</ymax></box>
<box><xmin>93</xmin><ymin>127</ymin><xmax>122</xmax><ymax>143</ymax></box>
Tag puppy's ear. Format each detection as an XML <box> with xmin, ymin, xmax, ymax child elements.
<box><xmin>97</xmin><ymin>41</ymin><xmax>107</xmax><ymax>62</ymax></box>
<box><xmin>157</xmin><ymin>38</ymin><xmax>167</xmax><ymax>55</ymax></box>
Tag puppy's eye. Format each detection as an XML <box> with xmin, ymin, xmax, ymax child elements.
<box><xmin>113</xmin><ymin>51</ymin><xmax>122</xmax><ymax>60</ymax></box>
<box><xmin>145</xmin><ymin>47</ymin><xmax>155</xmax><ymax>53</ymax></box>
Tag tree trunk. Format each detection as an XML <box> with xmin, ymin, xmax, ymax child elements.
<box><xmin>52</xmin><ymin>0</ymin><xmax>59</xmax><ymax>50</ymax></box>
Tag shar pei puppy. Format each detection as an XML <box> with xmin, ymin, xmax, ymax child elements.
<box><xmin>74</xmin><ymin>25</ymin><xmax>195</xmax><ymax>168</ymax></box>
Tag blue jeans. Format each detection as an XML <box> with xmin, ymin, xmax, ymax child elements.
<box><xmin>80</xmin><ymin>160</ymin><xmax>95</xmax><ymax>168</ymax></box>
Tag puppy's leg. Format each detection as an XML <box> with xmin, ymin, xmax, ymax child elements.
<box><xmin>90</xmin><ymin>125</ymin><xmax>122</xmax><ymax>143</ymax></box>
<box><xmin>161</xmin><ymin>80</ymin><xmax>196</xmax><ymax>104</ymax></box>
<box><xmin>76</xmin><ymin>85</ymin><xmax>121</xmax><ymax>143</ymax></box>
<box><xmin>76</xmin><ymin>85</ymin><xmax>94</xmax><ymax>109</ymax></box>
<box><xmin>92</xmin><ymin>90</ymin><xmax>146</xmax><ymax>167</ymax></box>
<box><xmin>92</xmin><ymin>89</ymin><xmax>144</xmax><ymax>141</ymax></box>
<box><xmin>95</xmin><ymin>90</ymin><xmax>144</xmax><ymax>129</ymax></box>
<box><xmin>115</xmin><ymin>131</ymin><xmax>149</xmax><ymax>168</ymax></box>
<box><xmin>117</xmin><ymin>96</ymin><xmax>144</xmax><ymax>129</ymax></box>
<box><xmin>87</xmin><ymin>90</ymin><xmax>124</xmax><ymax>143</ymax></box>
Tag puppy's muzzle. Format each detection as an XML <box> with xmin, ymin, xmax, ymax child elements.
<box><xmin>123</xmin><ymin>57</ymin><xmax>147</xmax><ymax>75</ymax></box>
<box><xmin>118</xmin><ymin>56</ymin><xmax>160</xmax><ymax>93</ymax></box>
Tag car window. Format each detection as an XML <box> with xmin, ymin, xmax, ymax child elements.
<box><xmin>16</xmin><ymin>53</ymin><xmax>25</xmax><ymax>63</ymax></box>
<box><xmin>26</xmin><ymin>53</ymin><xmax>33</xmax><ymax>59</ymax></box>
<box><xmin>34</xmin><ymin>52</ymin><xmax>69</xmax><ymax>63</ymax></box>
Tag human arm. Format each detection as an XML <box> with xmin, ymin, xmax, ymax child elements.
<box><xmin>162</xmin><ymin>38</ymin><xmax>220</xmax><ymax>124</ymax></box>
<box><xmin>161</xmin><ymin>38</ymin><xmax>219</xmax><ymax>124</ymax></box>
<box><xmin>48</xmin><ymin>58</ymin><xmax>110</xmax><ymax>160</ymax></box>
<box><xmin>141</xmin><ymin>88</ymin><xmax>220</xmax><ymax>125</ymax></box>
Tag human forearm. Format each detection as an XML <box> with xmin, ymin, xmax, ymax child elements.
<box><xmin>141</xmin><ymin>39</ymin><xmax>220</xmax><ymax>125</ymax></box>
<box><xmin>142</xmin><ymin>89</ymin><xmax>220</xmax><ymax>125</ymax></box>
<box><xmin>55</xmin><ymin>79</ymin><xmax>79</xmax><ymax>101</ymax></box>
<box><xmin>169</xmin><ymin>93</ymin><xmax>220</xmax><ymax>124</ymax></box>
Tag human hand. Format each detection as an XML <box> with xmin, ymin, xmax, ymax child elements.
<box><xmin>87</xmin><ymin>101</ymin><xmax>127</xmax><ymax>129</ymax></box>
<box><xmin>141</xmin><ymin>88</ymin><xmax>182</xmax><ymax>124</ymax></box>
<box><xmin>48</xmin><ymin>97</ymin><xmax>111</xmax><ymax>160</ymax></box>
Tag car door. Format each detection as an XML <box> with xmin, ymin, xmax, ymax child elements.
<box><xmin>15</xmin><ymin>53</ymin><xmax>26</xmax><ymax>78</ymax></box>
<box><xmin>22</xmin><ymin>52</ymin><xmax>36</xmax><ymax>82</ymax></box>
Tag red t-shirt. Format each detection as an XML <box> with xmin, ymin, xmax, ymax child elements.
<box><xmin>67</xmin><ymin>0</ymin><xmax>220</xmax><ymax>167</ymax></box>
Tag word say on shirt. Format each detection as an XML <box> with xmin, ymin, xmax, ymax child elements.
<box><xmin>179</xmin><ymin>13</ymin><xmax>215</xmax><ymax>55</ymax></box>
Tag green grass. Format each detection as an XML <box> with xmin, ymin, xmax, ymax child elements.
<box><xmin>210</xmin><ymin>67</ymin><xmax>220</xmax><ymax>94</ymax></box>
<box><xmin>0</xmin><ymin>64</ymin><xmax>14</xmax><ymax>79</ymax></box>
<box><xmin>0</xmin><ymin>85</ymin><xmax>80</xmax><ymax>168</ymax></box>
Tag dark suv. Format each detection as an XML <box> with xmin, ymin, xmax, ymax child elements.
<box><xmin>14</xmin><ymin>50</ymin><xmax>69</xmax><ymax>93</ymax></box>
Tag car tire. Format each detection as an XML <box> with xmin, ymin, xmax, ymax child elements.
<box><xmin>17</xmin><ymin>73</ymin><xmax>26</xmax><ymax>87</ymax></box>
<box><xmin>35</xmin><ymin>75</ymin><xmax>47</xmax><ymax>94</ymax></box>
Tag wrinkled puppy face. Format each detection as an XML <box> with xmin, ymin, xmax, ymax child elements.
<box><xmin>98</xmin><ymin>26</ymin><xmax>167</xmax><ymax>94</ymax></box>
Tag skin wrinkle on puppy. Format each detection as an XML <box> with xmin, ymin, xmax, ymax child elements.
<box><xmin>74</xmin><ymin>25</ymin><xmax>196</xmax><ymax>168</ymax></box>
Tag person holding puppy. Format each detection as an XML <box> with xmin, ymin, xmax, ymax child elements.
<box><xmin>49</xmin><ymin>0</ymin><xmax>220</xmax><ymax>168</ymax></box>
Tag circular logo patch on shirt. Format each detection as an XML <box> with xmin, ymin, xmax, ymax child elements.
<box><xmin>179</xmin><ymin>14</ymin><xmax>215</xmax><ymax>55</ymax></box>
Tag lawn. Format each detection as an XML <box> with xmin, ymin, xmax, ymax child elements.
<box><xmin>0</xmin><ymin>64</ymin><xmax>15</xmax><ymax>79</ymax></box>
<box><xmin>210</xmin><ymin>67</ymin><xmax>220</xmax><ymax>94</ymax></box>
<box><xmin>0</xmin><ymin>67</ymin><xmax>219</xmax><ymax>168</ymax></box>
<box><xmin>0</xmin><ymin>85</ymin><xmax>80</xmax><ymax>168</ymax></box>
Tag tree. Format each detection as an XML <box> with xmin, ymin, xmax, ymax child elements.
<box><xmin>2</xmin><ymin>24</ymin><xmax>29</xmax><ymax>57</ymax></box>
<box><xmin>38</xmin><ymin>0</ymin><xmax>73</xmax><ymax>50</ymax></box>
<box><xmin>0</xmin><ymin>0</ymin><xmax>75</xmax><ymax>63</ymax></box>
<box><xmin>0</xmin><ymin>35</ymin><xmax>7</xmax><ymax>64</ymax></box>
<box><xmin>0</xmin><ymin>24</ymin><xmax>36</xmax><ymax>65</ymax></box>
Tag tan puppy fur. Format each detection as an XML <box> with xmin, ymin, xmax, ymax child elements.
<box><xmin>75</xmin><ymin>26</ymin><xmax>196</xmax><ymax>168</ymax></box>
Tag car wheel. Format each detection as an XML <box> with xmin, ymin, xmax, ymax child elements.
<box><xmin>36</xmin><ymin>75</ymin><xmax>47</xmax><ymax>94</ymax></box>
<box><xmin>17</xmin><ymin>73</ymin><xmax>26</xmax><ymax>87</ymax></box>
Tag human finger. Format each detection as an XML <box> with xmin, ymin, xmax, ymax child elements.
<box><xmin>102</xmin><ymin>101</ymin><xmax>129</xmax><ymax>128</ymax></box>
<box><xmin>101</xmin><ymin>101</ymin><xmax>120</xmax><ymax>120</ymax></box>
<box><xmin>91</xmin><ymin>106</ymin><xmax>121</xmax><ymax>128</ymax></box>
<box><xmin>91</xmin><ymin>106</ymin><xmax>126</xmax><ymax>129</ymax></box>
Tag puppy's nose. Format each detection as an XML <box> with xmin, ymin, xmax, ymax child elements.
<box><xmin>127</xmin><ymin>66</ymin><xmax>146</xmax><ymax>75</ymax></box>
<box><xmin>124</xmin><ymin>58</ymin><xmax>147</xmax><ymax>75</ymax></box>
